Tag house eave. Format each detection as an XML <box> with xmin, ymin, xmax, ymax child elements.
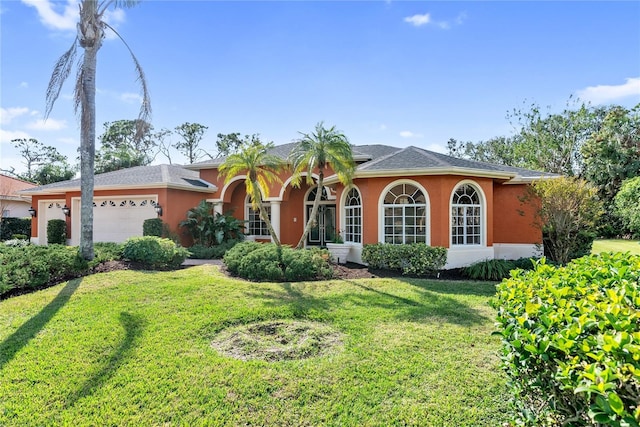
<box><xmin>20</xmin><ymin>182</ymin><xmax>218</xmax><ymax>196</ymax></box>
<box><xmin>323</xmin><ymin>167</ymin><xmax>517</xmax><ymax>184</ymax></box>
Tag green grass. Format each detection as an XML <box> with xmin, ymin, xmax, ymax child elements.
<box><xmin>0</xmin><ymin>266</ymin><xmax>510</xmax><ymax>426</ymax></box>
<box><xmin>592</xmin><ymin>239</ymin><xmax>640</xmax><ymax>255</ymax></box>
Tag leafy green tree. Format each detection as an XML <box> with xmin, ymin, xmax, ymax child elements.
<box><xmin>180</xmin><ymin>200</ymin><xmax>245</xmax><ymax>246</ymax></box>
<box><xmin>45</xmin><ymin>0</ymin><xmax>150</xmax><ymax>260</ymax></box>
<box><xmin>528</xmin><ymin>177</ymin><xmax>603</xmax><ymax>264</ymax></box>
<box><xmin>95</xmin><ymin>119</ymin><xmax>156</xmax><ymax>173</ymax></box>
<box><xmin>507</xmin><ymin>99</ymin><xmax>606</xmax><ymax>176</ymax></box>
<box><xmin>614</xmin><ymin>177</ymin><xmax>640</xmax><ymax>238</ymax></box>
<box><xmin>289</xmin><ymin>122</ymin><xmax>356</xmax><ymax>249</ymax></box>
<box><xmin>218</xmin><ymin>138</ymin><xmax>285</xmax><ymax>246</ymax></box>
<box><xmin>582</xmin><ymin>103</ymin><xmax>640</xmax><ymax>236</ymax></box>
<box><xmin>174</xmin><ymin>122</ymin><xmax>209</xmax><ymax>164</ymax></box>
<box><xmin>11</xmin><ymin>138</ymin><xmax>75</xmax><ymax>184</ymax></box>
<box><xmin>215</xmin><ymin>133</ymin><xmax>249</xmax><ymax>158</ymax></box>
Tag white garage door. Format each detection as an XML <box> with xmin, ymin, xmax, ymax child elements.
<box><xmin>38</xmin><ymin>200</ymin><xmax>66</xmax><ymax>245</ymax></box>
<box><xmin>71</xmin><ymin>196</ymin><xmax>158</xmax><ymax>244</ymax></box>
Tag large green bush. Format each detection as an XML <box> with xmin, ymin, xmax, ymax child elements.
<box><xmin>0</xmin><ymin>217</ymin><xmax>31</xmax><ymax>241</ymax></box>
<box><xmin>493</xmin><ymin>253</ymin><xmax>640</xmax><ymax>426</ymax></box>
<box><xmin>188</xmin><ymin>239</ymin><xmax>240</xmax><ymax>259</ymax></box>
<box><xmin>122</xmin><ymin>236</ymin><xmax>189</xmax><ymax>270</ymax></box>
<box><xmin>361</xmin><ymin>243</ymin><xmax>447</xmax><ymax>276</ymax></box>
<box><xmin>0</xmin><ymin>245</ymin><xmax>88</xmax><ymax>297</ymax></box>
<box><xmin>223</xmin><ymin>242</ymin><xmax>332</xmax><ymax>282</ymax></box>
<box><xmin>47</xmin><ymin>219</ymin><xmax>66</xmax><ymax>244</ymax></box>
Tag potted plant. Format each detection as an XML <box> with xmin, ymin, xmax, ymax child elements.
<box><xmin>326</xmin><ymin>231</ymin><xmax>351</xmax><ymax>264</ymax></box>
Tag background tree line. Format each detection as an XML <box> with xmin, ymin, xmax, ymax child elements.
<box><xmin>3</xmin><ymin>120</ymin><xmax>245</xmax><ymax>184</ymax></box>
<box><xmin>447</xmin><ymin>100</ymin><xmax>639</xmax><ymax>237</ymax></box>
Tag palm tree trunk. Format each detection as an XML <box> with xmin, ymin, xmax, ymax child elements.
<box><xmin>296</xmin><ymin>171</ymin><xmax>324</xmax><ymax>249</ymax></box>
<box><xmin>253</xmin><ymin>186</ymin><xmax>281</xmax><ymax>247</ymax></box>
<box><xmin>78</xmin><ymin>0</ymin><xmax>101</xmax><ymax>261</ymax></box>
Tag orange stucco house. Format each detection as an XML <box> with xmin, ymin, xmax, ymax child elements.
<box><xmin>22</xmin><ymin>143</ymin><xmax>551</xmax><ymax>268</ymax></box>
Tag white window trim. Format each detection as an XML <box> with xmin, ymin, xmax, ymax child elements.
<box><xmin>377</xmin><ymin>179</ymin><xmax>431</xmax><ymax>245</ymax></box>
<box><xmin>245</xmin><ymin>195</ymin><xmax>271</xmax><ymax>237</ymax></box>
<box><xmin>449</xmin><ymin>180</ymin><xmax>487</xmax><ymax>248</ymax></box>
<box><xmin>340</xmin><ymin>185</ymin><xmax>363</xmax><ymax>245</ymax></box>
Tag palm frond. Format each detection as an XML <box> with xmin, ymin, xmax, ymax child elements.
<box><xmin>103</xmin><ymin>22</ymin><xmax>151</xmax><ymax>136</ymax></box>
<box><xmin>98</xmin><ymin>0</ymin><xmax>140</xmax><ymax>15</ymax></box>
<box><xmin>45</xmin><ymin>39</ymin><xmax>78</xmax><ymax>119</ymax></box>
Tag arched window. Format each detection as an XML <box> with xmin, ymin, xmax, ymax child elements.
<box><xmin>344</xmin><ymin>188</ymin><xmax>362</xmax><ymax>243</ymax></box>
<box><xmin>246</xmin><ymin>196</ymin><xmax>270</xmax><ymax>236</ymax></box>
<box><xmin>383</xmin><ymin>182</ymin><xmax>427</xmax><ymax>244</ymax></box>
<box><xmin>451</xmin><ymin>184</ymin><xmax>482</xmax><ymax>245</ymax></box>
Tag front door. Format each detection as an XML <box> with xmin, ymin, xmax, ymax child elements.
<box><xmin>307</xmin><ymin>205</ymin><xmax>336</xmax><ymax>247</ymax></box>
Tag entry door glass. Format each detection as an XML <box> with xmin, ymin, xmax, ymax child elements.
<box><xmin>306</xmin><ymin>205</ymin><xmax>336</xmax><ymax>246</ymax></box>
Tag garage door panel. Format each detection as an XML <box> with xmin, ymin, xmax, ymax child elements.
<box><xmin>92</xmin><ymin>197</ymin><xmax>157</xmax><ymax>243</ymax></box>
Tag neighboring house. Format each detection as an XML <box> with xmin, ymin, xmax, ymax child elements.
<box><xmin>0</xmin><ymin>173</ymin><xmax>35</xmax><ymax>218</ymax></box>
<box><xmin>22</xmin><ymin>144</ymin><xmax>554</xmax><ymax>268</ymax></box>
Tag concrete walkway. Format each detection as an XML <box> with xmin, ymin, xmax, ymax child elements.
<box><xmin>182</xmin><ymin>259</ymin><xmax>224</xmax><ymax>266</ymax></box>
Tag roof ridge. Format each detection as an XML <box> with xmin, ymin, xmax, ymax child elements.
<box><xmin>357</xmin><ymin>145</ymin><xmax>405</xmax><ymax>170</ymax></box>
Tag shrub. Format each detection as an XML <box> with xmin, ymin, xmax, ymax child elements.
<box><xmin>463</xmin><ymin>259</ymin><xmax>516</xmax><ymax>281</ymax></box>
<box><xmin>223</xmin><ymin>242</ymin><xmax>332</xmax><ymax>282</ymax></box>
<box><xmin>122</xmin><ymin>236</ymin><xmax>189</xmax><ymax>270</ymax></box>
<box><xmin>143</xmin><ymin>218</ymin><xmax>164</xmax><ymax>237</ymax></box>
<box><xmin>493</xmin><ymin>253</ymin><xmax>640</xmax><ymax>426</ymax></box>
<box><xmin>91</xmin><ymin>242</ymin><xmax>124</xmax><ymax>267</ymax></box>
<box><xmin>0</xmin><ymin>245</ymin><xmax>88</xmax><ymax>297</ymax></box>
<box><xmin>47</xmin><ymin>219</ymin><xmax>66</xmax><ymax>244</ymax></box>
<box><xmin>223</xmin><ymin>241</ymin><xmax>263</xmax><ymax>275</ymax></box>
<box><xmin>3</xmin><ymin>239</ymin><xmax>31</xmax><ymax>248</ymax></box>
<box><xmin>11</xmin><ymin>234</ymin><xmax>28</xmax><ymax>240</ymax></box>
<box><xmin>0</xmin><ymin>217</ymin><xmax>31</xmax><ymax>241</ymax></box>
<box><xmin>361</xmin><ymin>243</ymin><xmax>447</xmax><ymax>276</ymax></box>
<box><xmin>189</xmin><ymin>239</ymin><xmax>240</xmax><ymax>259</ymax></box>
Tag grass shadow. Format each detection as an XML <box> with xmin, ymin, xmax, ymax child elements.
<box><xmin>0</xmin><ymin>278</ymin><xmax>82</xmax><ymax>372</ymax></box>
<box><xmin>66</xmin><ymin>312</ymin><xmax>145</xmax><ymax>407</ymax></box>
<box><xmin>238</xmin><ymin>278</ymin><xmax>491</xmax><ymax>327</ymax></box>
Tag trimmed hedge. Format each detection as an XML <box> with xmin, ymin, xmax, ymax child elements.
<box><xmin>143</xmin><ymin>218</ymin><xmax>164</xmax><ymax>237</ymax></box>
<box><xmin>361</xmin><ymin>243</ymin><xmax>447</xmax><ymax>276</ymax></box>
<box><xmin>47</xmin><ymin>219</ymin><xmax>66</xmax><ymax>244</ymax></box>
<box><xmin>0</xmin><ymin>217</ymin><xmax>31</xmax><ymax>241</ymax></box>
<box><xmin>223</xmin><ymin>242</ymin><xmax>332</xmax><ymax>282</ymax></box>
<box><xmin>122</xmin><ymin>236</ymin><xmax>189</xmax><ymax>270</ymax></box>
<box><xmin>188</xmin><ymin>240</ymin><xmax>241</xmax><ymax>259</ymax></box>
<box><xmin>493</xmin><ymin>253</ymin><xmax>640</xmax><ymax>426</ymax></box>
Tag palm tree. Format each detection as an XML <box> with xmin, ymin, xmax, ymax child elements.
<box><xmin>218</xmin><ymin>140</ymin><xmax>286</xmax><ymax>247</ymax></box>
<box><xmin>45</xmin><ymin>0</ymin><xmax>150</xmax><ymax>260</ymax></box>
<box><xmin>289</xmin><ymin>122</ymin><xmax>356</xmax><ymax>249</ymax></box>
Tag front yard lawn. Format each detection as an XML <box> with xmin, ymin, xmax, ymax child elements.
<box><xmin>0</xmin><ymin>265</ymin><xmax>510</xmax><ymax>426</ymax></box>
<box><xmin>592</xmin><ymin>239</ymin><xmax>640</xmax><ymax>255</ymax></box>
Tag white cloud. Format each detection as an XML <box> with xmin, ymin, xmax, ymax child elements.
<box><xmin>57</xmin><ymin>137</ymin><xmax>78</xmax><ymax>145</ymax></box>
<box><xmin>22</xmin><ymin>0</ymin><xmax>126</xmax><ymax>37</ymax></box>
<box><xmin>404</xmin><ymin>13</ymin><xmax>431</xmax><ymax>27</ymax></box>
<box><xmin>18</xmin><ymin>82</ymin><xmax>29</xmax><ymax>89</ymax></box>
<box><xmin>21</xmin><ymin>0</ymin><xmax>77</xmax><ymax>31</ymax></box>
<box><xmin>576</xmin><ymin>77</ymin><xmax>640</xmax><ymax>105</ymax></box>
<box><xmin>404</xmin><ymin>11</ymin><xmax>466</xmax><ymax>29</ymax></box>
<box><xmin>400</xmin><ymin>130</ymin><xmax>423</xmax><ymax>138</ymax></box>
<box><xmin>120</xmin><ymin>92</ymin><xmax>142</xmax><ymax>104</ymax></box>
<box><xmin>379</xmin><ymin>124</ymin><xmax>387</xmax><ymax>131</ymax></box>
<box><xmin>0</xmin><ymin>129</ymin><xmax>31</xmax><ymax>144</ymax></box>
<box><xmin>0</xmin><ymin>107</ymin><xmax>30</xmax><ymax>125</ymax></box>
<box><xmin>27</xmin><ymin>118</ymin><xmax>68</xmax><ymax>131</ymax></box>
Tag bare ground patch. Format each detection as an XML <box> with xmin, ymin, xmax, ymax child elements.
<box><xmin>211</xmin><ymin>320</ymin><xmax>344</xmax><ymax>362</ymax></box>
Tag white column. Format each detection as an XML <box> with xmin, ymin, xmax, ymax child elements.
<box><xmin>270</xmin><ymin>201</ymin><xmax>281</xmax><ymax>242</ymax></box>
<box><xmin>213</xmin><ymin>202</ymin><xmax>223</xmax><ymax>216</ymax></box>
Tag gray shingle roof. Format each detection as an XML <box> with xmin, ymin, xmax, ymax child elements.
<box><xmin>20</xmin><ymin>164</ymin><xmax>217</xmax><ymax>194</ymax></box>
<box><xmin>356</xmin><ymin>146</ymin><xmax>556</xmax><ymax>179</ymax></box>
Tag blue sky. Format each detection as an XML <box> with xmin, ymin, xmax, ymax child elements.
<box><xmin>1</xmin><ymin>1</ymin><xmax>639</xmax><ymax>175</ymax></box>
